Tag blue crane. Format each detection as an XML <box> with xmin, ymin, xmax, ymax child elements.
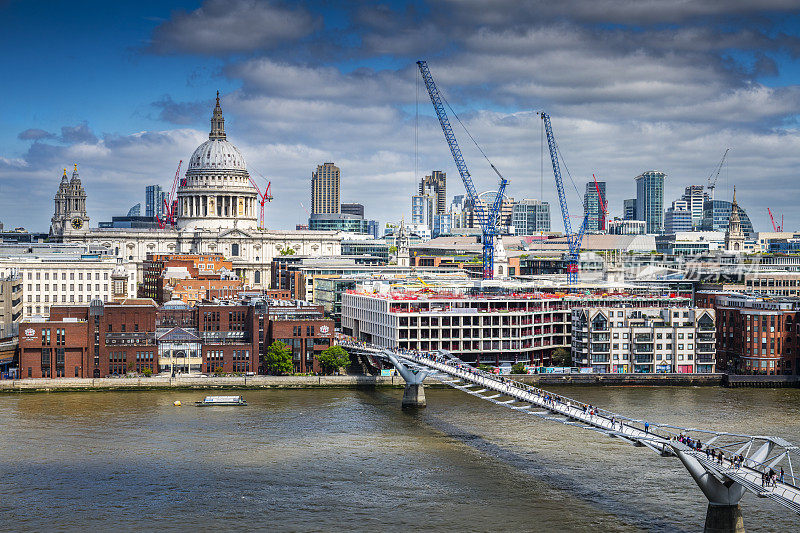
<box><xmin>540</xmin><ymin>112</ymin><xmax>587</xmax><ymax>286</ymax></box>
<box><xmin>417</xmin><ymin>60</ymin><xmax>508</xmax><ymax>279</ymax></box>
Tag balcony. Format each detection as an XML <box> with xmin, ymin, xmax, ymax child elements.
<box><xmin>633</xmin><ymin>343</ymin><xmax>653</xmax><ymax>353</ymax></box>
<box><xmin>634</xmin><ymin>334</ymin><xmax>654</xmax><ymax>342</ymax></box>
<box><xmin>635</xmin><ymin>355</ymin><xmax>654</xmax><ymax>364</ymax></box>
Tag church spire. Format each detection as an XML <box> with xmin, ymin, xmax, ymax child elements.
<box><xmin>210</xmin><ymin>90</ymin><xmax>226</xmax><ymax>140</ymax></box>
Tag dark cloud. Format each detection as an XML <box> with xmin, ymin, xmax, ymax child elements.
<box><xmin>59</xmin><ymin>122</ymin><xmax>98</xmax><ymax>144</ymax></box>
<box><xmin>17</xmin><ymin>128</ymin><xmax>55</xmax><ymax>141</ymax></box>
<box><xmin>151</xmin><ymin>95</ymin><xmax>208</xmax><ymax>125</ymax></box>
<box><xmin>148</xmin><ymin>0</ymin><xmax>321</xmax><ymax>55</ymax></box>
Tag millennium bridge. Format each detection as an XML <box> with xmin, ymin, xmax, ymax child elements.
<box><xmin>343</xmin><ymin>342</ymin><xmax>800</xmax><ymax>533</ymax></box>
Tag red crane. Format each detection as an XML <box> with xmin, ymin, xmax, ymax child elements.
<box><xmin>768</xmin><ymin>208</ymin><xmax>784</xmax><ymax>232</ymax></box>
<box><xmin>248</xmin><ymin>178</ymin><xmax>273</xmax><ymax>229</ymax></box>
<box><xmin>157</xmin><ymin>160</ymin><xmax>182</xmax><ymax>229</ymax></box>
<box><xmin>593</xmin><ymin>174</ymin><xmax>608</xmax><ymax>231</ymax></box>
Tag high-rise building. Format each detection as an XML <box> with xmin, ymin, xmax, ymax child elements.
<box><xmin>311</xmin><ymin>162</ymin><xmax>341</xmax><ymax>214</ymax></box>
<box><xmin>340</xmin><ymin>203</ymin><xmax>364</xmax><ymax>217</ymax></box>
<box><xmin>583</xmin><ymin>181</ymin><xmax>607</xmax><ymax>232</ymax></box>
<box><xmin>419</xmin><ymin>171</ymin><xmax>447</xmax><ymax>216</ymax></box>
<box><xmin>512</xmin><ymin>199</ymin><xmax>551</xmax><ymax>235</ymax></box>
<box><xmin>127</xmin><ymin>203</ymin><xmax>141</xmax><ymax>217</ymax></box>
<box><xmin>681</xmin><ymin>185</ymin><xmax>706</xmax><ymax>230</ymax></box>
<box><xmin>411</xmin><ymin>194</ymin><xmax>434</xmax><ymax>228</ymax></box>
<box><xmin>635</xmin><ymin>170</ymin><xmax>665</xmax><ymax>234</ymax></box>
<box><xmin>145</xmin><ymin>185</ymin><xmax>168</xmax><ymax>219</ymax></box>
<box><xmin>623</xmin><ymin>199</ymin><xmax>637</xmax><ymax>220</ymax></box>
<box><xmin>467</xmin><ymin>191</ymin><xmax>514</xmax><ymax>230</ymax></box>
<box><xmin>664</xmin><ymin>200</ymin><xmax>692</xmax><ymax>234</ymax></box>
<box><xmin>701</xmin><ymin>199</ymin><xmax>755</xmax><ymax>236</ymax></box>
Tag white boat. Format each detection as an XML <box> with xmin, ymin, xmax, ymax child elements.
<box><xmin>195</xmin><ymin>395</ymin><xmax>247</xmax><ymax>406</ymax></box>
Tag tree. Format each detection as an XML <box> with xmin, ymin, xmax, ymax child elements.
<box><xmin>511</xmin><ymin>362</ymin><xmax>527</xmax><ymax>375</ymax></box>
<box><xmin>317</xmin><ymin>345</ymin><xmax>351</xmax><ymax>375</ymax></box>
<box><xmin>279</xmin><ymin>247</ymin><xmax>296</xmax><ymax>256</ymax></box>
<box><xmin>551</xmin><ymin>347</ymin><xmax>572</xmax><ymax>367</ymax></box>
<box><xmin>389</xmin><ymin>246</ymin><xmax>398</xmax><ymax>254</ymax></box>
<box><xmin>264</xmin><ymin>341</ymin><xmax>293</xmax><ymax>375</ymax></box>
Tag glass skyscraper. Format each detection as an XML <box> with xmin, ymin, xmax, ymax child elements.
<box><xmin>583</xmin><ymin>181</ymin><xmax>606</xmax><ymax>232</ymax></box>
<box><xmin>635</xmin><ymin>171</ymin><xmax>665</xmax><ymax>234</ymax></box>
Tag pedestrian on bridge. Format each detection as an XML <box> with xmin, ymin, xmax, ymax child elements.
<box><xmin>644</xmin><ymin>421</ymin><xmax>649</xmax><ymax>434</ymax></box>
<box><xmin>780</xmin><ymin>467</ymin><xmax>784</xmax><ymax>483</ymax></box>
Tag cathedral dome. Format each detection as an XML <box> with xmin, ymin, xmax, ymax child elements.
<box><xmin>188</xmin><ymin>138</ymin><xmax>246</xmax><ymax>171</ymax></box>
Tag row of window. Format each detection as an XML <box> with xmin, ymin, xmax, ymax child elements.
<box><xmin>27</xmin><ymin>271</ymin><xmax>110</xmax><ymax>281</ymax></box>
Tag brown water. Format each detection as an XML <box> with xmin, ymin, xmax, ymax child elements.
<box><xmin>0</xmin><ymin>386</ymin><xmax>798</xmax><ymax>532</ymax></box>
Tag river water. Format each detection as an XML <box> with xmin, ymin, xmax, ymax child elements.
<box><xmin>0</xmin><ymin>386</ymin><xmax>798</xmax><ymax>532</ymax></box>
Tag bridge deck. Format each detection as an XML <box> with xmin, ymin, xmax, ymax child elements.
<box><xmin>345</xmin><ymin>342</ymin><xmax>800</xmax><ymax>516</ymax></box>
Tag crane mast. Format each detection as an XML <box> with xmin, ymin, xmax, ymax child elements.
<box><xmin>706</xmin><ymin>148</ymin><xmax>729</xmax><ymax>203</ymax></box>
<box><xmin>540</xmin><ymin>112</ymin><xmax>586</xmax><ymax>286</ymax></box>
<box><xmin>417</xmin><ymin>60</ymin><xmax>508</xmax><ymax>279</ymax></box>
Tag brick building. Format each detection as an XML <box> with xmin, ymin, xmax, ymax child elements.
<box><xmin>19</xmin><ymin>295</ymin><xmax>334</xmax><ymax>378</ymax></box>
<box><xmin>140</xmin><ymin>253</ymin><xmax>237</xmax><ymax>303</ymax></box>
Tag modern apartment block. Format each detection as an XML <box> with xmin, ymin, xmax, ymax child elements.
<box><xmin>583</xmin><ymin>181</ymin><xmax>607</xmax><ymax>232</ymax></box>
<box><xmin>664</xmin><ymin>200</ymin><xmax>693</xmax><ymax>234</ymax></box>
<box><xmin>311</xmin><ymin>162</ymin><xmax>341</xmax><ymax>214</ymax></box>
<box><xmin>419</xmin><ymin>171</ymin><xmax>447</xmax><ymax>216</ymax></box>
<box><xmin>635</xmin><ymin>170</ymin><xmax>665</xmax><ymax>234</ymax></box>
<box><xmin>571</xmin><ymin>307</ymin><xmax>716</xmax><ymax>374</ymax></box>
<box><xmin>341</xmin><ymin>290</ymin><xmax>692</xmax><ymax>366</ymax></box>
<box><xmin>512</xmin><ymin>199</ymin><xmax>551</xmax><ymax>235</ymax></box>
<box><xmin>681</xmin><ymin>185</ymin><xmax>706</xmax><ymax>230</ymax></box>
<box><xmin>145</xmin><ymin>184</ymin><xmax>168</xmax><ymax>219</ymax></box>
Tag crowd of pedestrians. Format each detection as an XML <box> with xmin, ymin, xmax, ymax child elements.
<box><xmin>340</xmin><ymin>338</ymin><xmax>792</xmax><ymax>492</ymax></box>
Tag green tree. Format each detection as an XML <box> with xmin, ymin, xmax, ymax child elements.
<box><xmin>478</xmin><ymin>364</ymin><xmax>495</xmax><ymax>373</ymax></box>
<box><xmin>279</xmin><ymin>247</ymin><xmax>296</xmax><ymax>256</ymax></box>
<box><xmin>317</xmin><ymin>345</ymin><xmax>351</xmax><ymax>375</ymax></box>
<box><xmin>264</xmin><ymin>341</ymin><xmax>293</xmax><ymax>375</ymax></box>
<box><xmin>389</xmin><ymin>246</ymin><xmax>398</xmax><ymax>254</ymax></box>
<box><xmin>511</xmin><ymin>362</ymin><xmax>527</xmax><ymax>375</ymax></box>
<box><xmin>551</xmin><ymin>347</ymin><xmax>572</xmax><ymax>367</ymax></box>
<box><xmin>141</xmin><ymin>367</ymin><xmax>153</xmax><ymax>377</ymax></box>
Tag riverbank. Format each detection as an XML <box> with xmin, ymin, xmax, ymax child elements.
<box><xmin>2</xmin><ymin>372</ymin><xmax>790</xmax><ymax>392</ymax></box>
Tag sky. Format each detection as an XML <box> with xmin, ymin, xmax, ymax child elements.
<box><xmin>2</xmin><ymin>0</ymin><xmax>800</xmax><ymax>233</ymax></box>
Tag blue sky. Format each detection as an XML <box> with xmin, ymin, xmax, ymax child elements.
<box><xmin>2</xmin><ymin>0</ymin><xmax>800</xmax><ymax>232</ymax></box>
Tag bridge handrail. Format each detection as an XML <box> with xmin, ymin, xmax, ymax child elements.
<box><xmin>341</xmin><ymin>339</ymin><xmax>800</xmax><ymax>494</ymax></box>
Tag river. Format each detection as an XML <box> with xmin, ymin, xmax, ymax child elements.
<box><xmin>0</xmin><ymin>386</ymin><xmax>798</xmax><ymax>532</ymax></box>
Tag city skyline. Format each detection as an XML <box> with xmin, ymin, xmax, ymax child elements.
<box><xmin>2</xmin><ymin>1</ymin><xmax>800</xmax><ymax>233</ymax></box>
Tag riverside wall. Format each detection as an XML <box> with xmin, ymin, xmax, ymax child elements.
<box><xmin>0</xmin><ymin>372</ymin><xmax>746</xmax><ymax>392</ymax></box>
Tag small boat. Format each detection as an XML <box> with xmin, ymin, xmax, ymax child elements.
<box><xmin>195</xmin><ymin>395</ymin><xmax>247</xmax><ymax>406</ymax></box>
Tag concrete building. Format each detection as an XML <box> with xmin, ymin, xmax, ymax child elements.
<box><xmin>0</xmin><ymin>253</ymin><xmax>136</xmax><ymax>319</ymax></box>
<box><xmin>623</xmin><ymin>198</ymin><xmax>637</xmax><ymax>221</ymax></box>
<box><xmin>583</xmin><ymin>180</ymin><xmax>607</xmax><ymax>232</ymax></box>
<box><xmin>664</xmin><ymin>200</ymin><xmax>693</xmax><ymax>234</ymax></box>
<box><xmin>681</xmin><ymin>185</ymin><xmax>706</xmax><ymax>230</ymax></box>
<box><xmin>635</xmin><ymin>171</ymin><xmax>665</xmax><ymax>234</ymax></box>
<box><xmin>311</xmin><ymin>162</ymin><xmax>341</xmax><ymax>215</ymax></box>
<box><xmin>571</xmin><ymin>307</ymin><xmax>716</xmax><ymax>374</ymax></box>
<box><xmin>342</xmin><ymin>289</ymin><xmax>692</xmax><ymax>366</ymax></box>
<box><xmin>419</xmin><ymin>171</ymin><xmax>447</xmax><ymax>217</ymax></box>
<box><xmin>340</xmin><ymin>203</ymin><xmax>364</xmax><ymax>217</ymax></box>
<box><xmin>0</xmin><ymin>272</ymin><xmax>22</xmax><ymax>335</ymax></box>
<box><xmin>145</xmin><ymin>185</ymin><xmax>167</xmax><ymax>218</ymax></box>
<box><xmin>607</xmin><ymin>219</ymin><xmax>646</xmax><ymax>235</ymax></box>
<box><xmin>512</xmin><ymin>199</ymin><xmax>551</xmax><ymax>235</ymax></box>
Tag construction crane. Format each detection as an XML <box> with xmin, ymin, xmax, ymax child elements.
<box><xmin>540</xmin><ymin>112</ymin><xmax>587</xmax><ymax>286</ymax></box>
<box><xmin>248</xmin><ymin>178</ymin><xmax>273</xmax><ymax>229</ymax></box>
<box><xmin>706</xmin><ymin>148</ymin><xmax>729</xmax><ymax>202</ymax></box>
<box><xmin>157</xmin><ymin>160</ymin><xmax>182</xmax><ymax>229</ymax></box>
<box><xmin>416</xmin><ymin>60</ymin><xmax>508</xmax><ymax>279</ymax></box>
<box><xmin>593</xmin><ymin>173</ymin><xmax>608</xmax><ymax>232</ymax></box>
<box><xmin>768</xmin><ymin>208</ymin><xmax>784</xmax><ymax>232</ymax></box>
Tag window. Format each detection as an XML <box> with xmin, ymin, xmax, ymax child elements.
<box><xmin>231</xmin><ymin>243</ymin><xmax>240</xmax><ymax>256</ymax></box>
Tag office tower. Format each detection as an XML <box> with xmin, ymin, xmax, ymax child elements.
<box><xmin>127</xmin><ymin>203</ymin><xmax>141</xmax><ymax>217</ymax></box>
<box><xmin>623</xmin><ymin>198</ymin><xmax>637</xmax><ymax>220</ymax></box>
<box><xmin>340</xmin><ymin>203</ymin><xmax>364</xmax><ymax>217</ymax></box>
<box><xmin>681</xmin><ymin>185</ymin><xmax>706</xmax><ymax>230</ymax></box>
<box><xmin>583</xmin><ymin>180</ymin><xmax>607</xmax><ymax>232</ymax></box>
<box><xmin>145</xmin><ymin>185</ymin><xmax>168</xmax><ymax>219</ymax></box>
<box><xmin>512</xmin><ymin>199</ymin><xmax>551</xmax><ymax>235</ymax></box>
<box><xmin>635</xmin><ymin>170</ymin><xmax>666</xmax><ymax>234</ymax></box>
<box><xmin>411</xmin><ymin>194</ymin><xmax>434</xmax><ymax>228</ymax></box>
<box><xmin>311</xmin><ymin>162</ymin><xmax>341</xmax><ymax>214</ymax></box>
<box><xmin>419</xmin><ymin>171</ymin><xmax>446</xmax><ymax>217</ymax></box>
<box><xmin>664</xmin><ymin>200</ymin><xmax>692</xmax><ymax>234</ymax></box>
<box><xmin>702</xmin><ymin>199</ymin><xmax>755</xmax><ymax>236</ymax></box>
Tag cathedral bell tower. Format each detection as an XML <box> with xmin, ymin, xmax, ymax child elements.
<box><xmin>50</xmin><ymin>164</ymin><xmax>90</xmax><ymax>238</ymax></box>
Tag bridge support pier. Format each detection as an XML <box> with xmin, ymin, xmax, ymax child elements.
<box><xmin>673</xmin><ymin>440</ymin><xmax>774</xmax><ymax>533</ymax></box>
<box><xmin>704</xmin><ymin>504</ymin><xmax>744</xmax><ymax>533</ymax></box>
<box><xmin>402</xmin><ymin>383</ymin><xmax>426</xmax><ymax>409</ymax></box>
<box><xmin>383</xmin><ymin>351</ymin><xmax>428</xmax><ymax>409</ymax></box>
